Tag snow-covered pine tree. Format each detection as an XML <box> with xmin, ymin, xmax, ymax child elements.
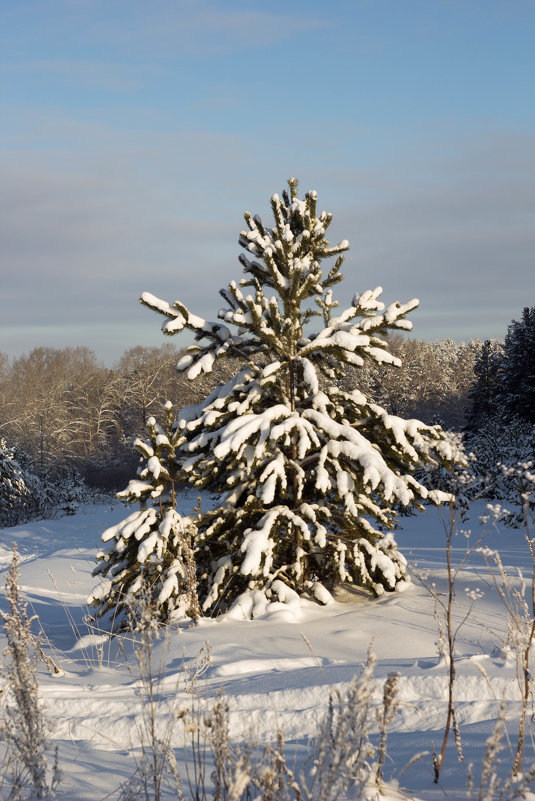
<box><xmin>465</xmin><ymin>338</ymin><xmax>504</xmax><ymax>431</ymax></box>
<box><xmin>466</xmin><ymin>415</ymin><xmax>535</xmax><ymax>515</ymax></box>
<box><xmin>499</xmin><ymin>307</ymin><xmax>535</xmax><ymax>425</ymax></box>
<box><xmin>88</xmin><ymin>402</ymin><xmax>200</xmax><ymax>626</ymax></box>
<box><xmin>141</xmin><ymin>179</ymin><xmax>463</xmax><ymax>616</ymax></box>
<box><xmin>0</xmin><ymin>438</ymin><xmax>42</xmax><ymax>527</ymax></box>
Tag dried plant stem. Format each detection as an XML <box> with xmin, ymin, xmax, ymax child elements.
<box><xmin>0</xmin><ymin>544</ymin><xmax>61</xmax><ymax>801</ymax></box>
<box><xmin>480</xmin><ymin>461</ymin><xmax>535</xmax><ymax>779</ymax></box>
<box><xmin>513</xmin><ymin>530</ymin><xmax>535</xmax><ymax>775</ymax></box>
<box><xmin>434</xmin><ymin>503</ymin><xmax>462</xmax><ymax>783</ymax></box>
<box><xmin>375</xmin><ymin>672</ymin><xmax>400</xmax><ymax>785</ymax></box>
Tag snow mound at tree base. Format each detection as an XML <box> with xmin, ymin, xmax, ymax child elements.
<box><xmin>221</xmin><ymin>579</ymin><xmax>334</xmax><ymax>622</ymax></box>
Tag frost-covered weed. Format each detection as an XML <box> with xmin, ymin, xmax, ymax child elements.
<box><xmin>0</xmin><ymin>545</ymin><xmax>60</xmax><ymax>801</ymax></box>
<box><xmin>117</xmin><ymin>635</ymin><xmax>395</xmax><ymax>801</ymax></box>
<box><xmin>375</xmin><ymin>671</ymin><xmax>400</xmax><ymax>786</ymax></box>
<box><xmin>478</xmin><ymin>460</ymin><xmax>535</xmax><ymax>777</ymax></box>
<box><xmin>304</xmin><ymin>646</ymin><xmax>377</xmax><ymax>801</ymax></box>
<box><xmin>415</xmin><ymin>496</ymin><xmax>487</xmax><ymax>783</ymax></box>
<box><xmin>118</xmin><ymin>610</ymin><xmax>184</xmax><ymax>801</ymax></box>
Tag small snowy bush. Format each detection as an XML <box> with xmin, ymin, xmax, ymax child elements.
<box><xmin>466</xmin><ymin>417</ymin><xmax>535</xmax><ymax>521</ymax></box>
<box><xmin>134</xmin><ymin>179</ymin><xmax>464</xmax><ymax>617</ymax></box>
<box><xmin>0</xmin><ymin>438</ymin><xmax>43</xmax><ymax>527</ymax></box>
<box><xmin>89</xmin><ymin>402</ymin><xmax>200</xmax><ymax>626</ymax></box>
<box><xmin>0</xmin><ymin>438</ymin><xmax>99</xmax><ymax>528</ymax></box>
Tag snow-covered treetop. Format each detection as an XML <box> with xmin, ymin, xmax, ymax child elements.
<box><xmin>141</xmin><ymin>179</ymin><xmax>419</xmax><ymax>382</ymax></box>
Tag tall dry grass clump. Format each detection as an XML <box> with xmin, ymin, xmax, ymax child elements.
<box><xmin>0</xmin><ymin>545</ymin><xmax>61</xmax><ymax>800</ymax></box>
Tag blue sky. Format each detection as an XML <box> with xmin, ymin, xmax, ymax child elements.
<box><xmin>1</xmin><ymin>0</ymin><xmax>534</xmax><ymax>364</ymax></box>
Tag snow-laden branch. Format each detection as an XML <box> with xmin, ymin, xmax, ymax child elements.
<box><xmin>140</xmin><ymin>291</ymin><xmax>257</xmax><ymax>379</ymax></box>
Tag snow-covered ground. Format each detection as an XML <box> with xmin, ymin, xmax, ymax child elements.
<box><xmin>0</xmin><ymin>495</ymin><xmax>533</xmax><ymax>800</ymax></box>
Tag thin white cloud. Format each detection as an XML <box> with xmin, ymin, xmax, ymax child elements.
<box><xmin>1</xmin><ymin>111</ymin><xmax>533</xmax><ymax>362</ymax></box>
<box><xmin>78</xmin><ymin>1</ymin><xmax>328</xmax><ymax>57</ymax></box>
<box><xmin>0</xmin><ymin>60</ymin><xmax>162</xmax><ymax>92</ymax></box>
<box><xmin>326</xmin><ymin>130</ymin><xmax>535</xmax><ymax>342</ymax></box>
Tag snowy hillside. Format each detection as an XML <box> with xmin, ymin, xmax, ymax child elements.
<box><xmin>0</xmin><ymin>495</ymin><xmax>534</xmax><ymax>800</ymax></box>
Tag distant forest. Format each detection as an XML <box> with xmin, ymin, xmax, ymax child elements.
<box><xmin>1</xmin><ymin>305</ymin><xmax>534</xmax><ymax>525</ymax></box>
<box><xmin>0</xmin><ymin>337</ymin><xmax>476</xmax><ymax>486</ymax></box>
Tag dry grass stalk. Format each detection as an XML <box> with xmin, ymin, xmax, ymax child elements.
<box><xmin>0</xmin><ymin>545</ymin><xmax>61</xmax><ymax>801</ymax></box>
<box><xmin>375</xmin><ymin>671</ymin><xmax>400</xmax><ymax>785</ymax></box>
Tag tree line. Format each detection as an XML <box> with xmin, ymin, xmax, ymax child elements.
<box><xmin>2</xmin><ymin>313</ymin><xmax>534</xmax><ymax>492</ymax></box>
<box><xmin>0</xmin><ymin>344</ymin><xmax>240</xmax><ymax>489</ymax></box>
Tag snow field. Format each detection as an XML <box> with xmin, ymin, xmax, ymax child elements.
<box><xmin>0</xmin><ymin>497</ymin><xmax>533</xmax><ymax>800</ymax></box>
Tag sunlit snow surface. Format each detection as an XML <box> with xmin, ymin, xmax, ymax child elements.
<box><xmin>1</xmin><ymin>494</ymin><xmax>534</xmax><ymax>800</ymax></box>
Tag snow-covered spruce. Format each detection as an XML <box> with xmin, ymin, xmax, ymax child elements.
<box><xmin>0</xmin><ymin>438</ymin><xmax>42</xmax><ymax>527</ymax></box>
<box><xmin>139</xmin><ymin>179</ymin><xmax>465</xmax><ymax>616</ymax></box>
<box><xmin>466</xmin><ymin>415</ymin><xmax>535</xmax><ymax>522</ymax></box>
<box><xmin>88</xmin><ymin>402</ymin><xmax>200</xmax><ymax>625</ymax></box>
